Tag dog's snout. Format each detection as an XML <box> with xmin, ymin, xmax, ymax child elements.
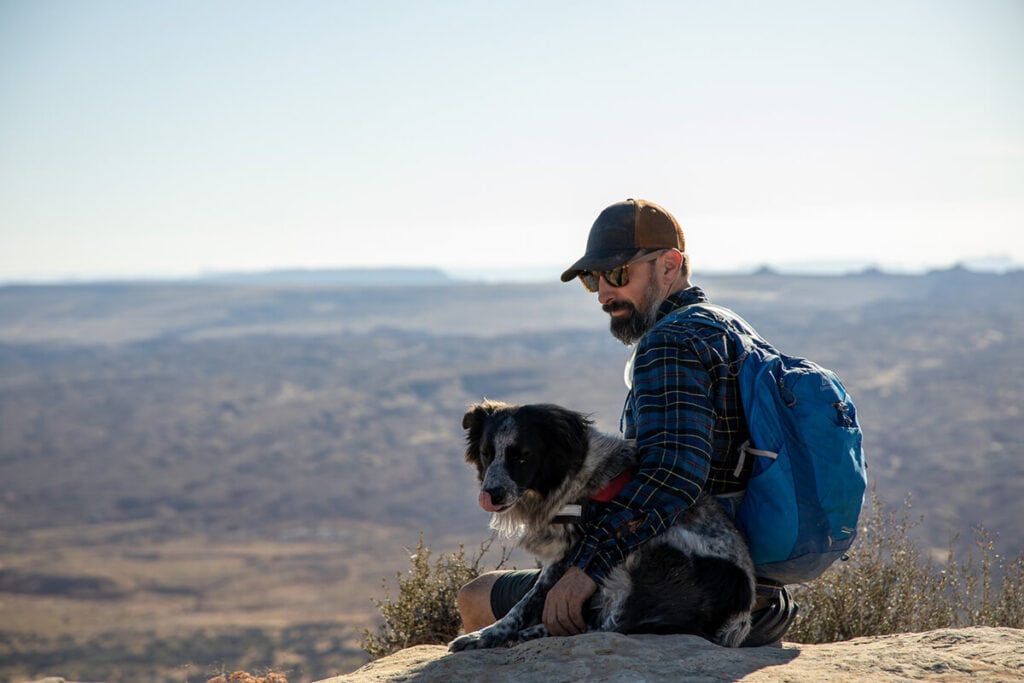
<box><xmin>478</xmin><ymin>487</ymin><xmax>509</xmax><ymax>513</ymax></box>
<box><xmin>484</xmin><ymin>487</ymin><xmax>507</xmax><ymax>505</ymax></box>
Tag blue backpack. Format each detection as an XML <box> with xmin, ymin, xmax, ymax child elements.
<box><xmin>678</xmin><ymin>303</ymin><xmax>867</xmax><ymax>584</ymax></box>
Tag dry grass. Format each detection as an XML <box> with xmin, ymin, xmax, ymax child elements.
<box><xmin>361</xmin><ymin>494</ymin><xmax>1024</xmax><ymax>658</ymax></box>
<box><xmin>207</xmin><ymin>672</ymin><xmax>290</xmax><ymax>683</ymax></box>
<box><xmin>788</xmin><ymin>490</ymin><xmax>1024</xmax><ymax>642</ymax></box>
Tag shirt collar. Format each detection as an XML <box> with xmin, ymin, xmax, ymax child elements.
<box><xmin>655</xmin><ymin>286</ymin><xmax>708</xmax><ymax>323</ymax></box>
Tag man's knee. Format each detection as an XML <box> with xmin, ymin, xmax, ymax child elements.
<box><xmin>457</xmin><ymin>571</ymin><xmax>505</xmax><ymax>633</ymax></box>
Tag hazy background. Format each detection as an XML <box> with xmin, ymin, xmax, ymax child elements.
<box><xmin>2</xmin><ymin>268</ymin><xmax>1022</xmax><ymax>683</ymax></box>
<box><xmin>2</xmin><ymin>0</ymin><xmax>1023</xmax><ymax>281</ymax></box>
<box><xmin>2</xmin><ymin>2</ymin><xmax>1024</xmax><ymax>682</ymax></box>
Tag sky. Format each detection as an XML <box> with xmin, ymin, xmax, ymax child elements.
<box><xmin>1</xmin><ymin>0</ymin><xmax>1022</xmax><ymax>282</ymax></box>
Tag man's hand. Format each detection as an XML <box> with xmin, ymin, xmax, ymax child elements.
<box><xmin>543</xmin><ymin>566</ymin><xmax>597</xmax><ymax>636</ymax></box>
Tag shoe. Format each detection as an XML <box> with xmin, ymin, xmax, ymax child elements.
<box><xmin>741</xmin><ymin>581</ymin><xmax>798</xmax><ymax>647</ymax></box>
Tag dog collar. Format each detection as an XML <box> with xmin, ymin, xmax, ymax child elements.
<box><xmin>590</xmin><ymin>467</ymin><xmax>637</xmax><ymax>502</ymax></box>
<box><xmin>553</xmin><ymin>467</ymin><xmax>637</xmax><ymax>523</ymax></box>
<box><xmin>552</xmin><ymin>504</ymin><xmax>583</xmax><ymax>524</ymax></box>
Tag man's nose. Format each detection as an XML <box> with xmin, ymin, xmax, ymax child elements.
<box><xmin>597</xmin><ymin>276</ymin><xmax>615</xmax><ymax>305</ymax></box>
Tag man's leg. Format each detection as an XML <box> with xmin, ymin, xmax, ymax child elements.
<box><xmin>456</xmin><ymin>568</ymin><xmax>540</xmax><ymax>633</ymax></box>
<box><xmin>457</xmin><ymin>571</ymin><xmax>504</xmax><ymax>633</ymax></box>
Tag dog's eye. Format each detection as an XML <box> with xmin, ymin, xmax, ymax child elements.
<box><xmin>504</xmin><ymin>447</ymin><xmax>527</xmax><ymax>466</ymax></box>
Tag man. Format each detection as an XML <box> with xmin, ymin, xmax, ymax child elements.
<box><xmin>457</xmin><ymin>199</ymin><xmax>797</xmax><ymax>646</ymax></box>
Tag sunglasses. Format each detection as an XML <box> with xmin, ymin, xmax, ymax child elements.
<box><xmin>577</xmin><ymin>250</ymin><xmax>665</xmax><ymax>292</ymax></box>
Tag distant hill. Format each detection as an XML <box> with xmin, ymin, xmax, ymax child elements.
<box><xmin>1</xmin><ymin>268</ymin><xmax>1021</xmax><ymax>550</ymax></box>
<box><xmin>199</xmin><ymin>267</ymin><xmax>452</xmax><ymax>286</ymax></box>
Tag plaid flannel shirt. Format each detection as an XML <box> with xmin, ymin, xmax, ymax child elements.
<box><xmin>570</xmin><ymin>287</ymin><xmax>752</xmax><ymax>581</ymax></box>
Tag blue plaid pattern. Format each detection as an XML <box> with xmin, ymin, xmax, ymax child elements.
<box><xmin>570</xmin><ymin>287</ymin><xmax>751</xmax><ymax>580</ymax></box>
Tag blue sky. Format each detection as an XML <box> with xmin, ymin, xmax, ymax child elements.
<box><xmin>1</xmin><ymin>0</ymin><xmax>1022</xmax><ymax>281</ymax></box>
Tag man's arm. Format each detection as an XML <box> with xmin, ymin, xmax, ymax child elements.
<box><xmin>569</xmin><ymin>331</ymin><xmax>718</xmax><ymax>581</ymax></box>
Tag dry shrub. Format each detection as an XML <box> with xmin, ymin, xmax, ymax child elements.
<box><xmin>788</xmin><ymin>490</ymin><xmax>1024</xmax><ymax>643</ymax></box>
<box><xmin>364</xmin><ymin>495</ymin><xmax>1024</xmax><ymax>655</ymax></box>
<box><xmin>206</xmin><ymin>672</ymin><xmax>288</xmax><ymax>683</ymax></box>
<box><xmin>361</xmin><ymin>534</ymin><xmax>509</xmax><ymax>659</ymax></box>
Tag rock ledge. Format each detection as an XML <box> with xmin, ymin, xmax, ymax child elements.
<box><xmin>317</xmin><ymin>627</ymin><xmax>1024</xmax><ymax>682</ymax></box>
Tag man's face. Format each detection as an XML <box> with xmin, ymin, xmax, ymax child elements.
<box><xmin>598</xmin><ymin>259</ymin><xmax>662</xmax><ymax>345</ymax></box>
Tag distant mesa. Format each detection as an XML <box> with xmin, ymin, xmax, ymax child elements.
<box><xmin>854</xmin><ymin>265</ymin><xmax>886</xmax><ymax>277</ymax></box>
<box><xmin>752</xmin><ymin>264</ymin><xmax>780</xmax><ymax>276</ymax></box>
<box><xmin>200</xmin><ymin>267</ymin><xmax>452</xmax><ymax>286</ymax></box>
<box><xmin>0</xmin><ymin>266</ymin><xmax>456</xmax><ymax>288</ymax></box>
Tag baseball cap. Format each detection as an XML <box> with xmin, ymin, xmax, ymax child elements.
<box><xmin>560</xmin><ymin>199</ymin><xmax>685</xmax><ymax>282</ymax></box>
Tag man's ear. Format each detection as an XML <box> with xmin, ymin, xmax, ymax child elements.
<box><xmin>660</xmin><ymin>249</ymin><xmax>684</xmax><ymax>284</ymax></box>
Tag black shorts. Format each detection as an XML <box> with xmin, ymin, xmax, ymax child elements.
<box><xmin>490</xmin><ymin>569</ymin><xmax>541</xmax><ymax>619</ymax></box>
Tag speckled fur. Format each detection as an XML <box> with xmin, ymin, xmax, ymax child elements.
<box><xmin>450</xmin><ymin>401</ymin><xmax>755</xmax><ymax>652</ymax></box>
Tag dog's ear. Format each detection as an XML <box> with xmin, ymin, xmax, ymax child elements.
<box><xmin>462</xmin><ymin>400</ymin><xmax>507</xmax><ymax>430</ymax></box>
<box><xmin>534</xmin><ymin>404</ymin><xmax>593</xmax><ymax>457</ymax></box>
<box><xmin>462</xmin><ymin>400</ymin><xmax>507</xmax><ymax>466</ymax></box>
<box><xmin>462</xmin><ymin>404</ymin><xmax>486</xmax><ymax>431</ymax></box>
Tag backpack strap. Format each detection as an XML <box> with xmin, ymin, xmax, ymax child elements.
<box><xmin>736</xmin><ymin>440</ymin><xmax>779</xmax><ymax>478</ymax></box>
<box><xmin>668</xmin><ymin>303</ymin><xmax>781</xmax><ymax>483</ymax></box>
<box><xmin>672</xmin><ymin>302</ymin><xmax>768</xmax><ymax>347</ymax></box>
<box><xmin>625</xmin><ymin>300</ymin><xmax>768</xmax><ymax>397</ymax></box>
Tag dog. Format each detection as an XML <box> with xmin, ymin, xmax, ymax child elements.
<box><xmin>449</xmin><ymin>400</ymin><xmax>756</xmax><ymax>652</ymax></box>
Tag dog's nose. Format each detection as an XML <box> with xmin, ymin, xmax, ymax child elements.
<box><xmin>484</xmin><ymin>487</ymin><xmax>507</xmax><ymax>506</ymax></box>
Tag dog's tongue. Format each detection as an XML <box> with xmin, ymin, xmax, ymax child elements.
<box><xmin>478</xmin><ymin>491</ymin><xmax>502</xmax><ymax>512</ymax></box>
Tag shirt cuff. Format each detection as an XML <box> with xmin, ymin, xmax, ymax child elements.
<box><xmin>574</xmin><ymin>550</ymin><xmax>617</xmax><ymax>583</ymax></box>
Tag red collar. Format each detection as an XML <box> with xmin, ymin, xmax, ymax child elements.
<box><xmin>590</xmin><ymin>467</ymin><xmax>636</xmax><ymax>503</ymax></box>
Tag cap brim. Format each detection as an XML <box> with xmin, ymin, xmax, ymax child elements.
<box><xmin>559</xmin><ymin>249</ymin><xmax>639</xmax><ymax>283</ymax></box>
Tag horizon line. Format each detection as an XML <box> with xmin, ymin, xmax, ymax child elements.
<box><xmin>1</xmin><ymin>259</ymin><xmax>1021</xmax><ymax>288</ymax></box>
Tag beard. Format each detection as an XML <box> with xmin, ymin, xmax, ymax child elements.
<box><xmin>605</xmin><ymin>275</ymin><xmax>662</xmax><ymax>345</ymax></box>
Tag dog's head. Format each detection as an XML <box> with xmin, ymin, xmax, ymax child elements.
<box><xmin>462</xmin><ymin>401</ymin><xmax>592</xmax><ymax>513</ymax></box>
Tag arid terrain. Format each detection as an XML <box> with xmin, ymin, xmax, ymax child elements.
<box><xmin>1</xmin><ymin>267</ymin><xmax>1022</xmax><ymax>682</ymax></box>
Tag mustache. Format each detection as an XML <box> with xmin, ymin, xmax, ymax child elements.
<box><xmin>603</xmin><ymin>301</ymin><xmax>635</xmax><ymax>314</ymax></box>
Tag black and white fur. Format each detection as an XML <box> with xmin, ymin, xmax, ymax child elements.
<box><xmin>449</xmin><ymin>401</ymin><xmax>755</xmax><ymax>652</ymax></box>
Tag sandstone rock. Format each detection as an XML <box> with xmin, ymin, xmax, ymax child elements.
<box><xmin>316</xmin><ymin>627</ymin><xmax>1024</xmax><ymax>682</ymax></box>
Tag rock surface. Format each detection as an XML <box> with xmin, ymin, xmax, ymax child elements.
<box><xmin>316</xmin><ymin>627</ymin><xmax>1024</xmax><ymax>682</ymax></box>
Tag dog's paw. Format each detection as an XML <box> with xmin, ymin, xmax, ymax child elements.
<box><xmin>449</xmin><ymin>627</ymin><xmax>513</xmax><ymax>652</ymax></box>
<box><xmin>517</xmin><ymin>624</ymin><xmax>549</xmax><ymax>642</ymax></box>
<box><xmin>448</xmin><ymin>631</ymin><xmax>487</xmax><ymax>652</ymax></box>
